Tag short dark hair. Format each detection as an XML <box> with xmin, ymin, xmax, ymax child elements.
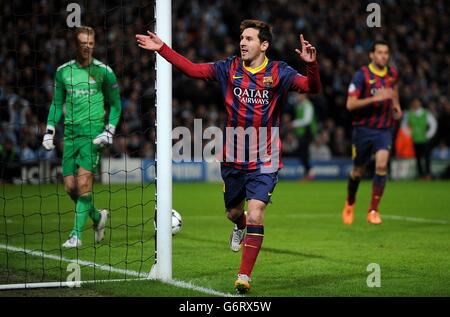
<box><xmin>240</xmin><ymin>19</ymin><xmax>272</xmax><ymax>44</ymax></box>
<box><xmin>75</xmin><ymin>26</ymin><xmax>95</xmax><ymax>41</ymax></box>
<box><xmin>370</xmin><ymin>40</ymin><xmax>389</xmax><ymax>52</ymax></box>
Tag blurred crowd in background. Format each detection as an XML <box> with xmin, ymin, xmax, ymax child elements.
<box><xmin>1</xmin><ymin>0</ymin><xmax>449</xmax><ymax>182</ymax></box>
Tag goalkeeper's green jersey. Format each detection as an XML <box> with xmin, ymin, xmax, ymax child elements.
<box><xmin>47</xmin><ymin>58</ymin><xmax>121</xmax><ymax>128</ymax></box>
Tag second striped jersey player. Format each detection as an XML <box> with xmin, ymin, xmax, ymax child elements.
<box><xmin>342</xmin><ymin>40</ymin><xmax>402</xmax><ymax>226</ymax></box>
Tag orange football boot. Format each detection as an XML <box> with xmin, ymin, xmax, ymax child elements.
<box><xmin>342</xmin><ymin>201</ymin><xmax>355</xmax><ymax>225</ymax></box>
<box><xmin>367</xmin><ymin>210</ymin><xmax>382</xmax><ymax>225</ymax></box>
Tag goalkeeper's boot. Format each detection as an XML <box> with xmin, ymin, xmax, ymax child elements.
<box><xmin>342</xmin><ymin>201</ymin><xmax>355</xmax><ymax>225</ymax></box>
<box><xmin>94</xmin><ymin>209</ymin><xmax>109</xmax><ymax>243</ymax></box>
<box><xmin>62</xmin><ymin>236</ymin><xmax>82</xmax><ymax>248</ymax></box>
<box><xmin>229</xmin><ymin>224</ymin><xmax>246</xmax><ymax>252</ymax></box>
<box><xmin>234</xmin><ymin>274</ymin><xmax>251</xmax><ymax>294</ymax></box>
<box><xmin>367</xmin><ymin>210</ymin><xmax>382</xmax><ymax>225</ymax></box>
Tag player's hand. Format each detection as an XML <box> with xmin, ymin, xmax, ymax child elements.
<box><xmin>135</xmin><ymin>31</ymin><xmax>164</xmax><ymax>51</ymax></box>
<box><xmin>393</xmin><ymin>105</ymin><xmax>403</xmax><ymax>120</ymax></box>
<box><xmin>295</xmin><ymin>34</ymin><xmax>317</xmax><ymax>63</ymax></box>
<box><xmin>93</xmin><ymin>124</ymin><xmax>116</xmax><ymax>147</ymax></box>
<box><xmin>391</xmin><ymin>88</ymin><xmax>402</xmax><ymax>119</ymax></box>
<box><xmin>42</xmin><ymin>126</ymin><xmax>55</xmax><ymax>151</ymax></box>
<box><xmin>373</xmin><ymin>87</ymin><xmax>394</xmax><ymax>102</ymax></box>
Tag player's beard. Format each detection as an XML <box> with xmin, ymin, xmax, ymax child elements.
<box><xmin>373</xmin><ymin>58</ymin><xmax>388</xmax><ymax>69</ymax></box>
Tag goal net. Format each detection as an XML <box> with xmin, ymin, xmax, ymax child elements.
<box><xmin>0</xmin><ymin>0</ymin><xmax>172</xmax><ymax>290</ymax></box>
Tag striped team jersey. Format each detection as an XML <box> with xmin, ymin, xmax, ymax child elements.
<box><xmin>213</xmin><ymin>56</ymin><xmax>311</xmax><ymax>171</ymax></box>
<box><xmin>348</xmin><ymin>63</ymin><xmax>398</xmax><ymax>129</ymax></box>
<box><xmin>158</xmin><ymin>44</ymin><xmax>321</xmax><ymax>172</ymax></box>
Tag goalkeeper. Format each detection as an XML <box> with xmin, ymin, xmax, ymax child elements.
<box><xmin>42</xmin><ymin>26</ymin><xmax>122</xmax><ymax>248</ymax></box>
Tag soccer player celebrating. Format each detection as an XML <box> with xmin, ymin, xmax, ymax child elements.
<box><xmin>42</xmin><ymin>26</ymin><xmax>122</xmax><ymax>248</ymax></box>
<box><xmin>136</xmin><ymin>19</ymin><xmax>320</xmax><ymax>293</ymax></box>
<box><xmin>342</xmin><ymin>40</ymin><xmax>402</xmax><ymax>225</ymax></box>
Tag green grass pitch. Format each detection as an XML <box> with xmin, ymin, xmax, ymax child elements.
<box><xmin>1</xmin><ymin>180</ymin><xmax>449</xmax><ymax>296</ymax></box>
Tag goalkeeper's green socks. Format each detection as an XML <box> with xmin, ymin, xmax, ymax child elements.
<box><xmin>70</xmin><ymin>194</ymin><xmax>100</xmax><ymax>239</ymax></box>
<box><xmin>90</xmin><ymin>207</ymin><xmax>101</xmax><ymax>225</ymax></box>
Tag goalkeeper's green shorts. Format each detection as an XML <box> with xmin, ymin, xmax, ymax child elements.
<box><xmin>62</xmin><ymin>123</ymin><xmax>104</xmax><ymax>177</ymax></box>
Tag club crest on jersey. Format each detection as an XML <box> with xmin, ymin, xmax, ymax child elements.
<box><xmin>263</xmin><ymin>76</ymin><xmax>273</xmax><ymax>87</ymax></box>
<box><xmin>89</xmin><ymin>76</ymin><xmax>97</xmax><ymax>84</ymax></box>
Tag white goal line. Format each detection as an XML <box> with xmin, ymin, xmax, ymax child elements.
<box><xmin>0</xmin><ymin>278</ymin><xmax>147</xmax><ymax>290</ymax></box>
<box><xmin>0</xmin><ymin>244</ymin><xmax>240</xmax><ymax>297</ymax></box>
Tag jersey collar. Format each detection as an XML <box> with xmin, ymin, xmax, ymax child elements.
<box><xmin>75</xmin><ymin>58</ymin><xmax>95</xmax><ymax>68</ymax></box>
<box><xmin>368</xmin><ymin>63</ymin><xmax>388</xmax><ymax>77</ymax></box>
<box><xmin>243</xmin><ymin>56</ymin><xmax>268</xmax><ymax>74</ymax></box>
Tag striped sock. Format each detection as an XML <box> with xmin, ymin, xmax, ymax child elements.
<box><xmin>239</xmin><ymin>225</ymin><xmax>264</xmax><ymax>277</ymax></box>
<box><xmin>369</xmin><ymin>173</ymin><xmax>387</xmax><ymax>212</ymax></box>
<box><xmin>346</xmin><ymin>174</ymin><xmax>361</xmax><ymax>205</ymax></box>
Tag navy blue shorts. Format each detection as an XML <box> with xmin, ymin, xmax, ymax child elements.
<box><xmin>221</xmin><ymin>165</ymin><xmax>278</xmax><ymax>209</ymax></box>
<box><xmin>352</xmin><ymin>126</ymin><xmax>393</xmax><ymax>166</ymax></box>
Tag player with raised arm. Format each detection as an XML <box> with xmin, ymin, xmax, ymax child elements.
<box><xmin>136</xmin><ymin>19</ymin><xmax>320</xmax><ymax>293</ymax></box>
<box><xmin>42</xmin><ymin>26</ymin><xmax>122</xmax><ymax>248</ymax></box>
<box><xmin>342</xmin><ymin>40</ymin><xmax>402</xmax><ymax>225</ymax></box>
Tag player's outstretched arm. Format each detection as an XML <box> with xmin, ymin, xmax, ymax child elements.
<box><xmin>135</xmin><ymin>31</ymin><xmax>215</xmax><ymax>80</ymax></box>
<box><xmin>291</xmin><ymin>34</ymin><xmax>321</xmax><ymax>94</ymax></box>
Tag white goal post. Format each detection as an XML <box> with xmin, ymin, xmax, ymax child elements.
<box><xmin>149</xmin><ymin>0</ymin><xmax>173</xmax><ymax>281</ymax></box>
